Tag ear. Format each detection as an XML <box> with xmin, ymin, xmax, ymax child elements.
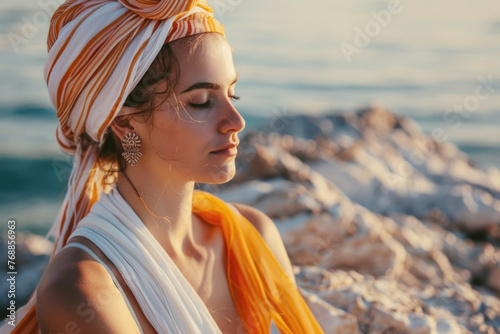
<box><xmin>111</xmin><ymin>114</ymin><xmax>135</xmax><ymax>143</ymax></box>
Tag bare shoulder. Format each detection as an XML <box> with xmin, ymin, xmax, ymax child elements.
<box><xmin>37</xmin><ymin>243</ymin><xmax>141</xmax><ymax>333</ymax></box>
<box><xmin>230</xmin><ymin>202</ymin><xmax>297</xmax><ymax>286</ymax></box>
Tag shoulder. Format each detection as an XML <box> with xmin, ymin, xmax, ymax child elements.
<box><xmin>230</xmin><ymin>202</ymin><xmax>276</xmax><ymax>239</ymax></box>
<box><xmin>36</xmin><ymin>243</ymin><xmax>140</xmax><ymax>333</ymax></box>
<box><xmin>230</xmin><ymin>202</ymin><xmax>297</xmax><ymax>286</ymax></box>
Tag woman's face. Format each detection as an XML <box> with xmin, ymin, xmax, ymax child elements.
<box><xmin>131</xmin><ymin>34</ymin><xmax>245</xmax><ymax>184</ymax></box>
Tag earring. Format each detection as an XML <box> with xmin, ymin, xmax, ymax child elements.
<box><xmin>122</xmin><ymin>132</ymin><xmax>142</xmax><ymax>167</ymax></box>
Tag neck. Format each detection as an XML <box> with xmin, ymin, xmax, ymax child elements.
<box><xmin>115</xmin><ymin>166</ymin><xmax>204</xmax><ymax>259</ymax></box>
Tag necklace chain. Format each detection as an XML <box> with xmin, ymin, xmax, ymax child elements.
<box><xmin>121</xmin><ymin>171</ymin><xmax>172</xmax><ymax>228</ymax></box>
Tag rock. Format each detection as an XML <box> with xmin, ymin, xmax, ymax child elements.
<box><xmin>295</xmin><ymin>267</ymin><xmax>468</xmax><ymax>334</ymax></box>
<box><xmin>486</xmin><ymin>263</ymin><xmax>500</xmax><ymax>292</ymax></box>
<box><xmin>299</xmin><ymin>287</ymin><xmax>361</xmax><ymax>334</ymax></box>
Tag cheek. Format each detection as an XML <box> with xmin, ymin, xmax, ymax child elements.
<box><xmin>147</xmin><ymin>121</ymin><xmax>211</xmax><ymax>162</ymax></box>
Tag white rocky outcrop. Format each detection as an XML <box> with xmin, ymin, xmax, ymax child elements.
<box><xmin>214</xmin><ymin>107</ymin><xmax>500</xmax><ymax>333</ymax></box>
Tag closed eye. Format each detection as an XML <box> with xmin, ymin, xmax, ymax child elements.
<box><xmin>190</xmin><ymin>101</ymin><xmax>211</xmax><ymax>110</ymax></box>
<box><xmin>190</xmin><ymin>95</ymin><xmax>239</xmax><ymax>110</ymax></box>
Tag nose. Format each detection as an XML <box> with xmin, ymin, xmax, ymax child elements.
<box><xmin>219</xmin><ymin>99</ymin><xmax>246</xmax><ymax>134</ymax></box>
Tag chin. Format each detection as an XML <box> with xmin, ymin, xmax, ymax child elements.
<box><xmin>200</xmin><ymin>165</ymin><xmax>236</xmax><ymax>184</ymax></box>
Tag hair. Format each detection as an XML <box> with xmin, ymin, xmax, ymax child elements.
<box><xmin>95</xmin><ymin>32</ymin><xmax>221</xmax><ymax>184</ymax></box>
<box><xmin>97</xmin><ymin>42</ymin><xmax>178</xmax><ymax>177</ymax></box>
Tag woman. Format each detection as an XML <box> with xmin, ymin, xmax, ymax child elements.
<box><xmin>5</xmin><ymin>0</ymin><xmax>323</xmax><ymax>333</ymax></box>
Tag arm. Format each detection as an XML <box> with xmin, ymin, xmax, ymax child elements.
<box><xmin>230</xmin><ymin>202</ymin><xmax>297</xmax><ymax>286</ymax></box>
<box><xmin>36</xmin><ymin>247</ymin><xmax>141</xmax><ymax>334</ymax></box>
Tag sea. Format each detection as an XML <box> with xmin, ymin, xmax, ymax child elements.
<box><xmin>0</xmin><ymin>0</ymin><xmax>499</xmax><ymax>235</ymax></box>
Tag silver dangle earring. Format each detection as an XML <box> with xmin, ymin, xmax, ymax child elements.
<box><xmin>122</xmin><ymin>132</ymin><xmax>142</xmax><ymax>167</ymax></box>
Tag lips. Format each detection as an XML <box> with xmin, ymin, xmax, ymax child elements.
<box><xmin>210</xmin><ymin>141</ymin><xmax>239</xmax><ymax>153</ymax></box>
<box><xmin>210</xmin><ymin>141</ymin><xmax>239</xmax><ymax>158</ymax></box>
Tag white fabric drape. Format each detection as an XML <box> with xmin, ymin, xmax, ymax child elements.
<box><xmin>68</xmin><ymin>186</ymin><xmax>223</xmax><ymax>333</ymax></box>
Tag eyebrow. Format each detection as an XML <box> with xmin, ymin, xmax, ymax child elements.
<box><xmin>180</xmin><ymin>74</ymin><xmax>239</xmax><ymax>94</ymax></box>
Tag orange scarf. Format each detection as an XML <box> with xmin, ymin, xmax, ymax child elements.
<box><xmin>193</xmin><ymin>191</ymin><xmax>323</xmax><ymax>333</ymax></box>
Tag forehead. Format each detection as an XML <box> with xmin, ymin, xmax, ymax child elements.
<box><xmin>170</xmin><ymin>34</ymin><xmax>236</xmax><ymax>87</ymax></box>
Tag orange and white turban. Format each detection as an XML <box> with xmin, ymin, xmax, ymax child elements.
<box><xmin>4</xmin><ymin>1</ymin><xmax>223</xmax><ymax>333</ymax></box>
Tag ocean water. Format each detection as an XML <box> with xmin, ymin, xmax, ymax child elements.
<box><xmin>0</xmin><ymin>0</ymin><xmax>499</xmax><ymax>234</ymax></box>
